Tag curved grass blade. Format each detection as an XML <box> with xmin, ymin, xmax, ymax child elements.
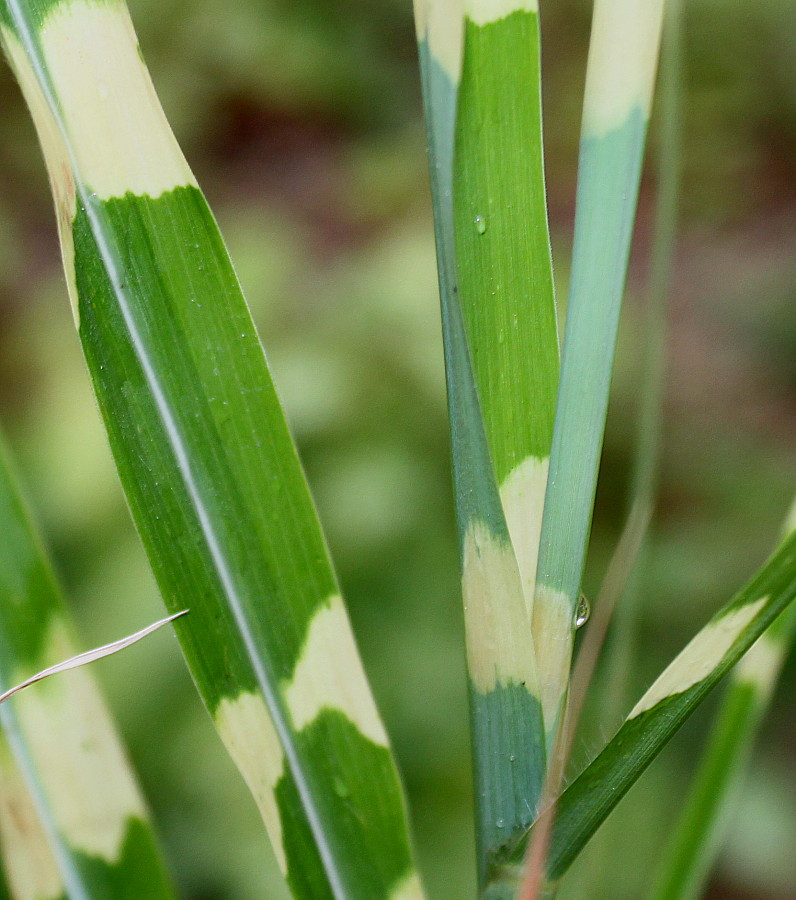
<box><xmin>0</xmin><ymin>3</ymin><xmax>421</xmax><ymax>898</ymax></box>
<box><xmin>533</xmin><ymin>0</ymin><xmax>666</xmax><ymax>749</ymax></box>
<box><xmin>498</xmin><ymin>528</ymin><xmax>796</xmax><ymax>889</ymax></box>
<box><xmin>414</xmin><ymin>1</ymin><xmax>547</xmax><ymax>888</ymax></box>
<box><xmin>0</xmin><ymin>435</ymin><xmax>175</xmax><ymax>900</ymax></box>
<box><xmin>648</xmin><ymin>504</ymin><xmax>796</xmax><ymax>900</ymax></box>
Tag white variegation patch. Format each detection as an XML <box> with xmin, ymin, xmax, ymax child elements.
<box><xmin>733</xmin><ymin>633</ymin><xmax>784</xmax><ymax>698</ymax></box>
<box><xmin>582</xmin><ymin>0</ymin><xmax>665</xmax><ymax>136</ymax></box>
<box><xmin>465</xmin><ymin>0</ymin><xmax>537</xmax><ymax>26</ymax></box>
<box><xmin>783</xmin><ymin>497</ymin><xmax>796</xmax><ymax>536</ymax></box>
<box><xmin>500</xmin><ymin>455</ymin><xmax>548</xmax><ymax>615</ymax></box>
<box><xmin>11</xmin><ymin>621</ymin><xmax>146</xmax><ymax>862</ymax></box>
<box><xmin>283</xmin><ymin>595</ymin><xmax>388</xmax><ymax>746</ymax></box>
<box><xmin>39</xmin><ymin>1</ymin><xmax>196</xmax><ymax>199</ymax></box>
<box><xmin>413</xmin><ymin>0</ymin><xmax>463</xmax><ymax>83</ymax></box>
<box><xmin>390</xmin><ymin>870</ymin><xmax>425</xmax><ymax>900</ymax></box>
<box><xmin>530</xmin><ymin>583</ymin><xmax>572</xmax><ymax>730</ymax></box>
<box><xmin>0</xmin><ymin>744</ymin><xmax>63</xmax><ymax>900</ymax></box>
<box><xmin>2</xmin><ymin>28</ymin><xmax>79</xmax><ymax>325</ymax></box>
<box><xmin>215</xmin><ymin>691</ymin><xmax>287</xmax><ymax>872</ymax></box>
<box><xmin>462</xmin><ymin>521</ymin><xmax>537</xmax><ymax>694</ymax></box>
<box><xmin>630</xmin><ymin>597</ymin><xmax>769</xmax><ymax>719</ymax></box>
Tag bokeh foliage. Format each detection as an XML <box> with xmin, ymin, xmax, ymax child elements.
<box><xmin>0</xmin><ymin>0</ymin><xmax>794</xmax><ymax>898</ymax></box>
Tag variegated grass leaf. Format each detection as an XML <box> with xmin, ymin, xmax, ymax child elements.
<box><xmin>0</xmin><ymin>2</ymin><xmax>421</xmax><ymax>898</ymax></box>
<box><xmin>0</xmin><ymin>433</ymin><xmax>176</xmax><ymax>900</ymax></box>
<box><xmin>533</xmin><ymin>0</ymin><xmax>666</xmax><ymax>754</ymax></box>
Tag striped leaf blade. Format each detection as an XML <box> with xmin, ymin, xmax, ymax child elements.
<box><xmin>414</xmin><ymin>0</ymin><xmax>548</xmax><ymax>888</ymax></box>
<box><xmin>499</xmin><ymin>527</ymin><xmax>796</xmax><ymax>889</ymax></box>
<box><xmin>533</xmin><ymin>0</ymin><xmax>666</xmax><ymax>749</ymax></box>
<box><xmin>0</xmin><ymin>3</ymin><xmax>421</xmax><ymax>899</ymax></box>
<box><xmin>649</xmin><ymin>505</ymin><xmax>796</xmax><ymax>900</ymax></box>
<box><xmin>649</xmin><ymin>614</ymin><xmax>796</xmax><ymax>900</ymax></box>
<box><xmin>453</xmin><ymin>0</ymin><xmax>560</xmax><ymax>756</ymax></box>
<box><xmin>0</xmin><ymin>435</ymin><xmax>175</xmax><ymax>900</ymax></box>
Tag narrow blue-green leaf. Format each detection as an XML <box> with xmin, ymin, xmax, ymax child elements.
<box><xmin>533</xmin><ymin>0</ymin><xmax>666</xmax><ymax>750</ymax></box>
<box><xmin>499</xmin><ymin>528</ymin><xmax>796</xmax><ymax>888</ymax></box>
<box><xmin>0</xmin><ymin>3</ymin><xmax>421</xmax><ymax>898</ymax></box>
<box><xmin>0</xmin><ymin>434</ymin><xmax>175</xmax><ymax>900</ymax></box>
<box><xmin>414</xmin><ymin>1</ymin><xmax>546</xmax><ymax>887</ymax></box>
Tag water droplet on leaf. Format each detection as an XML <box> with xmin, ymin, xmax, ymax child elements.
<box><xmin>574</xmin><ymin>593</ymin><xmax>591</xmax><ymax>629</ymax></box>
<box><xmin>474</xmin><ymin>214</ymin><xmax>487</xmax><ymax>235</ymax></box>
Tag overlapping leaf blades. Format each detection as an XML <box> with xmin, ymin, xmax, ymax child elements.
<box><xmin>649</xmin><ymin>507</ymin><xmax>796</xmax><ymax>900</ymax></box>
<box><xmin>501</xmin><ymin>528</ymin><xmax>796</xmax><ymax>891</ymax></box>
<box><xmin>533</xmin><ymin>0</ymin><xmax>666</xmax><ymax>751</ymax></box>
<box><xmin>0</xmin><ymin>435</ymin><xmax>175</xmax><ymax>900</ymax></box>
<box><xmin>0</xmin><ymin>2</ymin><xmax>421</xmax><ymax>898</ymax></box>
<box><xmin>414</xmin><ymin>0</ymin><xmax>558</xmax><ymax>888</ymax></box>
<box><xmin>416</xmin><ymin>3</ymin><xmax>796</xmax><ymax>899</ymax></box>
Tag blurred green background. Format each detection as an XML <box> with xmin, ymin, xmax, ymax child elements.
<box><xmin>0</xmin><ymin>0</ymin><xmax>794</xmax><ymax>898</ymax></box>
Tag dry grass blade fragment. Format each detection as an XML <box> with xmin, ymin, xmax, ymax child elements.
<box><xmin>0</xmin><ymin>610</ymin><xmax>188</xmax><ymax>706</ymax></box>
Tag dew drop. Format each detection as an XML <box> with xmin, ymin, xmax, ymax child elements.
<box><xmin>474</xmin><ymin>214</ymin><xmax>487</xmax><ymax>235</ymax></box>
<box><xmin>496</xmin><ymin>818</ymin><xmax>505</xmax><ymax>829</ymax></box>
<box><xmin>574</xmin><ymin>592</ymin><xmax>591</xmax><ymax>629</ymax></box>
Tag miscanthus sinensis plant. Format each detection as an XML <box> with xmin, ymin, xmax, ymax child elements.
<box><xmin>0</xmin><ymin>1</ymin><xmax>793</xmax><ymax>899</ymax></box>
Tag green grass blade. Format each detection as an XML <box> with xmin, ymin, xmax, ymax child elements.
<box><xmin>0</xmin><ymin>3</ymin><xmax>421</xmax><ymax>898</ymax></box>
<box><xmin>414</xmin><ymin>0</ymin><xmax>548</xmax><ymax>886</ymax></box>
<box><xmin>0</xmin><ymin>435</ymin><xmax>175</xmax><ymax>900</ymax></box>
<box><xmin>500</xmin><ymin>528</ymin><xmax>796</xmax><ymax>888</ymax></box>
<box><xmin>453</xmin><ymin>0</ymin><xmax>560</xmax><ymax>745</ymax></box>
<box><xmin>648</xmin><ymin>506</ymin><xmax>796</xmax><ymax>900</ymax></box>
<box><xmin>453</xmin><ymin>0</ymin><xmax>559</xmax><ymax>598</ymax></box>
<box><xmin>533</xmin><ymin>0</ymin><xmax>666</xmax><ymax>748</ymax></box>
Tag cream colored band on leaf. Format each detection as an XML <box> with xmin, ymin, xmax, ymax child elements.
<box><xmin>530</xmin><ymin>584</ymin><xmax>572</xmax><ymax>729</ymax></box>
<box><xmin>582</xmin><ymin>0</ymin><xmax>665</xmax><ymax>136</ymax></box>
<box><xmin>413</xmin><ymin>0</ymin><xmax>463</xmax><ymax>83</ymax></box>
<box><xmin>215</xmin><ymin>692</ymin><xmax>287</xmax><ymax>872</ymax></box>
<box><xmin>0</xmin><ymin>743</ymin><xmax>64</xmax><ymax>900</ymax></box>
<box><xmin>11</xmin><ymin>621</ymin><xmax>147</xmax><ymax>863</ymax></box>
<box><xmin>2</xmin><ymin>28</ymin><xmax>79</xmax><ymax>326</ymax></box>
<box><xmin>389</xmin><ymin>871</ymin><xmax>425</xmax><ymax>900</ymax></box>
<box><xmin>283</xmin><ymin>595</ymin><xmax>389</xmax><ymax>746</ymax></box>
<box><xmin>629</xmin><ymin>597</ymin><xmax>769</xmax><ymax>719</ymax></box>
<box><xmin>499</xmin><ymin>455</ymin><xmax>548</xmax><ymax>616</ymax></box>
<box><xmin>40</xmin><ymin>1</ymin><xmax>196</xmax><ymax>199</ymax></box>
<box><xmin>462</xmin><ymin>521</ymin><xmax>538</xmax><ymax>694</ymax></box>
<box><xmin>733</xmin><ymin>633</ymin><xmax>784</xmax><ymax>698</ymax></box>
<box><xmin>465</xmin><ymin>0</ymin><xmax>537</xmax><ymax>26</ymax></box>
<box><xmin>783</xmin><ymin>497</ymin><xmax>796</xmax><ymax>536</ymax></box>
